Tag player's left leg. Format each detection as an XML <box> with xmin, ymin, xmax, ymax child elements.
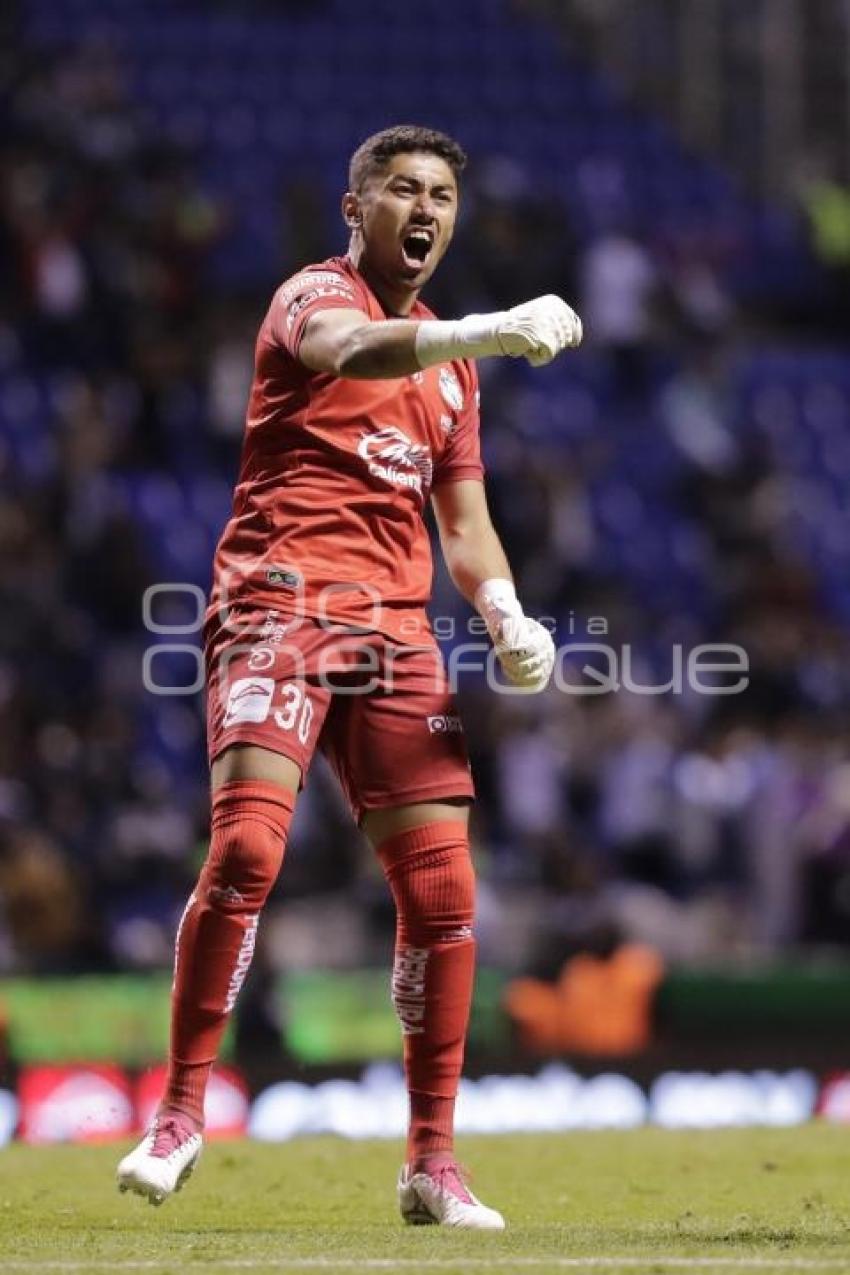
<box><xmin>321</xmin><ymin>640</ymin><xmax>503</xmax><ymax>1227</ymax></box>
<box><xmin>366</xmin><ymin>801</ymin><xmax>475</xmax><ymax>1168</ymax></box>
<box><xmin>362</xmin><ymin>802</ymin><xmax>503</xmax><ymax>1229</ymax></box>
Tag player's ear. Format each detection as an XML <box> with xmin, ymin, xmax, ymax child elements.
<box><xmin>342</xmin><ymin>191</ymin><xmax>362</xmax><ymax>231</ymax></box>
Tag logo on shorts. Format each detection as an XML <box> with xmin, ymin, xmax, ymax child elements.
<box><xmin>247</xmin><ymin>611</ymin><xmax>294</xmax><ymax>670</ymax></box>
<box><xmin>248</xmin><ymin>647</ymin><xmax>275</xmax><ymax>671</ymax></box>
<box><xmin>223</xmin><ymin>677</ymin><xmax>275</xmax><ymax>726</ymax></box>
<box><xmin>439</xmin><ymin>366</ymin><xmax>464</xmax><ymax>413</ymax></box>
<box><xmin>426</xmin><ymin>714</ymin><xmax>463</xmax><ymax>734</ymax></box>
<box><xmin>357</xmin><ymin>426</ymin><xmax>433</xmax><ymax>495</ymax></box>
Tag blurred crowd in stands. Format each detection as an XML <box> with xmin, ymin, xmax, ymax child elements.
<box><xmin>0</xmin><ymin>11</ymin><xmax>849</xmax><ymax>985</ymax></box>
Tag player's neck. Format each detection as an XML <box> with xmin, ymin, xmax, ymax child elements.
<box><xmin>348</xmin><ymin>246</ymin><xmax>418</xmax><ymax>317</ymax></box>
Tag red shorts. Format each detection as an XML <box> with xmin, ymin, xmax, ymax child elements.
<box><xmin>205</xmin><ymin>607</ymin><xmax>475</xmax><ymax>822</ymax></box>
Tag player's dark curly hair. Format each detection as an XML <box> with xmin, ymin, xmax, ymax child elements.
<box><xmin>348</xmin><ymin>125</ymin><xmax>467</xmax><ymax>192</ymax></box>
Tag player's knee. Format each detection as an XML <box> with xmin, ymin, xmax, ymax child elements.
<box><xmin>426</xmin><ymin>844</ymin><xmax>475</xmax><ymax>927</ymax></box>
<box><xmin>202</xmin><ymin>780</ymin><xmax>293</xmax><ymax>912</ymax></box>
<box><xmin>379</xmin><ymin>827</ymin><xmax>476</xmax><ymax>943</ymax></box>
<box><xmin>203</xmin><ymin>821</ymin><xmax>283</xmax><ymax>911</ymax></box>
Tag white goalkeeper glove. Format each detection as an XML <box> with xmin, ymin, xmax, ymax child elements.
<box><xmin>474</xmin><ymin>578</ymin><xmax>556</xmax><ymax>693</ymax></box>
<box><xmin>415</xmin><ymin>295</ymin><xmax>582</xmax><ymax>369</ymax></box>
<box><xmin>494</xmin><ymin>294</ymin><xmax>583</xmax><ymax>366</ymax></box>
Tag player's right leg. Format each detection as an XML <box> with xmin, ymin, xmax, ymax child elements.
<box><xmin>119</xmin><ymin>607</ymin><xmax>332</xmax><ymax>1205</ymax></box>
<box><xmin>117</xmin><ymin>744</ymin><xmax>301</xmax><ymax>1205</ymax></box>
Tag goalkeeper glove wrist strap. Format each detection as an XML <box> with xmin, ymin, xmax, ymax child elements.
<box><xmin>414</xmin><ymin>314</ymin><xmax>507</xmax><ymax>368</ymax></box>
<box><xmin>474</xmin><ymin>577</ymin><xmax>523</xmax><ymax>638</ymax></box>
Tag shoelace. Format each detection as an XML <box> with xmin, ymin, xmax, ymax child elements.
<box><xmin>151</xmin><ymin>1116</ymin><xmax>194</xmax><ymax>1160</ymax></box>
<box><xmin>435</xmin><ymin>1162</ymin><xmax>475</xmax><ymax>1206</ymax></box>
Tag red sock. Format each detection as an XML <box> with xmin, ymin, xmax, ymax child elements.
<box><xmin>377</xmin><ymin>821</ymin><xmax>475</xmax><ymax>1167</ymax></box>
<box><xmin>162</xmin><ymin>779</ymin><xmax>294</xmax><ymax>1126</ymax></box>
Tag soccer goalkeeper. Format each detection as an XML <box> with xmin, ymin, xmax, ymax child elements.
<box><xmin>118</xmin><ymin>124</ymin><xmax>581</xmax><ymax>1228</ymax></box>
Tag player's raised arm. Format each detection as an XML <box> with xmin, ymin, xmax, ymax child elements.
<box><xmin>432</xmin><ymin>479</ymin><xmax>555</xmax><ymax>693</ymax></box>
<box><xmin>298</xmin><ymin>307</ymin><xmax>421</xmax><ymax>378</ymax></box>
<box><xmin>298</xmin><ymin>295</ymin><xmax>583</xmax><ymax>380</ymax></box>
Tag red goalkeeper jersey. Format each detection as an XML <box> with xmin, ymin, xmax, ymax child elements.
<box><xmin>209</xmin><ymin>255</ymin><xmax>483</xmax><ymax>645</ymax></box>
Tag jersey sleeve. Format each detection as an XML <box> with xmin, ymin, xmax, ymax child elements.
<box><xmin>432</xmin><ymin>361</ymin><xmax>485</xmax><ymax>486</ymax></box>
<box><xmin>270</xmin><ymin>267</ymin><xmax>367</xmax><ymax>358</ymax></box>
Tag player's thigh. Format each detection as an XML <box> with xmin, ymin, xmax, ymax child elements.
<box><xmin>340</xmin><ymin>643</ymin><xmax>476</xmax><ymax>823</ymax></box>
<box><xmin>210</xmin><ymin>744</ymin><xmax>302</xmax><ymax>795</ymax></box>
<box><xmin>362</xmin><ymin>798</ymin><xmax>470</xmax><ymax>847</ymax></box>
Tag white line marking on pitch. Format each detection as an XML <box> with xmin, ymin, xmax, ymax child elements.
<box><xmin>1</xmin><ymin>1258</ymin><xmax>849</xmax><ymax>1271</ymax></box>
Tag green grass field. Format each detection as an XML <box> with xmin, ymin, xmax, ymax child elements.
<box><xmin>0</xmin><ymin>1126</ymin><xmax>848</xmax><ymax>1274</ymax></box>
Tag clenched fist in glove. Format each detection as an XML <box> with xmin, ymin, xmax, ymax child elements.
<box><xmin>415</xmin><ymin>295</ymin><xmax>582</xmax><ymax>370</ymax></box>
<box><xmin>474</xmin><ymin>579</ymin><xmax>556</xmax><ymax>693</ymax></box>
<box><xmin>494</xmin><ymin>295</ymin><xmax>583</xmax><ymax>366</ymax></box>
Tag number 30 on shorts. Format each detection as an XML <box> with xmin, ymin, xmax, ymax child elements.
<box><xmin>274</xmin><ymin>682</ymin><xmax>314</xmax><ymax>744</ymax></box>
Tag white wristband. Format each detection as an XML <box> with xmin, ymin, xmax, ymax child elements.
<box><xmin>474</xmin><ymin>577</ymin><xmax>523</xmax><ymax>636</ymax></box>
<box><xmin>414</xmin><ymin>313</ymin><xmax>506</xmax><ymax>368</ymax></box>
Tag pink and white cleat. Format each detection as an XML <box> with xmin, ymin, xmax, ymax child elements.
<box><xmin>117</xmin><ymin>1112</ymin><xmax>203</xmax><ymax>1206</ymax></box>
<box><xmin>398</xmin><ymin>1159</ymin><xmax>505</xmax><ymax>1229</ymax></box>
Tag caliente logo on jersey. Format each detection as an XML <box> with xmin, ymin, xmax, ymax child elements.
<box><xmin>357</xmin><ymin>426</ymin><xmax>433</xmax><ymax>495</ymax></box>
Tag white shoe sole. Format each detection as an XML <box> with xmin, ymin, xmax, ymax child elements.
<box><xmin>117</xmin><ymin>1150</ymin><xmax>200</xmax><ymax>1207</ymax></box>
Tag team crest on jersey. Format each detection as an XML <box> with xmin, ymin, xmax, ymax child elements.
<box><xmin>357</xmin><ymin>426</ymin><xmax>433</xmax><ymax>495</ymax></box>
<box><xmin>439</xmin><ymin>366</ymin><xmax>463</xmax><ymax>413</ymax></box>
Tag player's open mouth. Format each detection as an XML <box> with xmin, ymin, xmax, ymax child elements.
<box><xmin>401</xmin><ymin>228</ymin><xmax>434</xmax><ymax>271</ymax></box>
